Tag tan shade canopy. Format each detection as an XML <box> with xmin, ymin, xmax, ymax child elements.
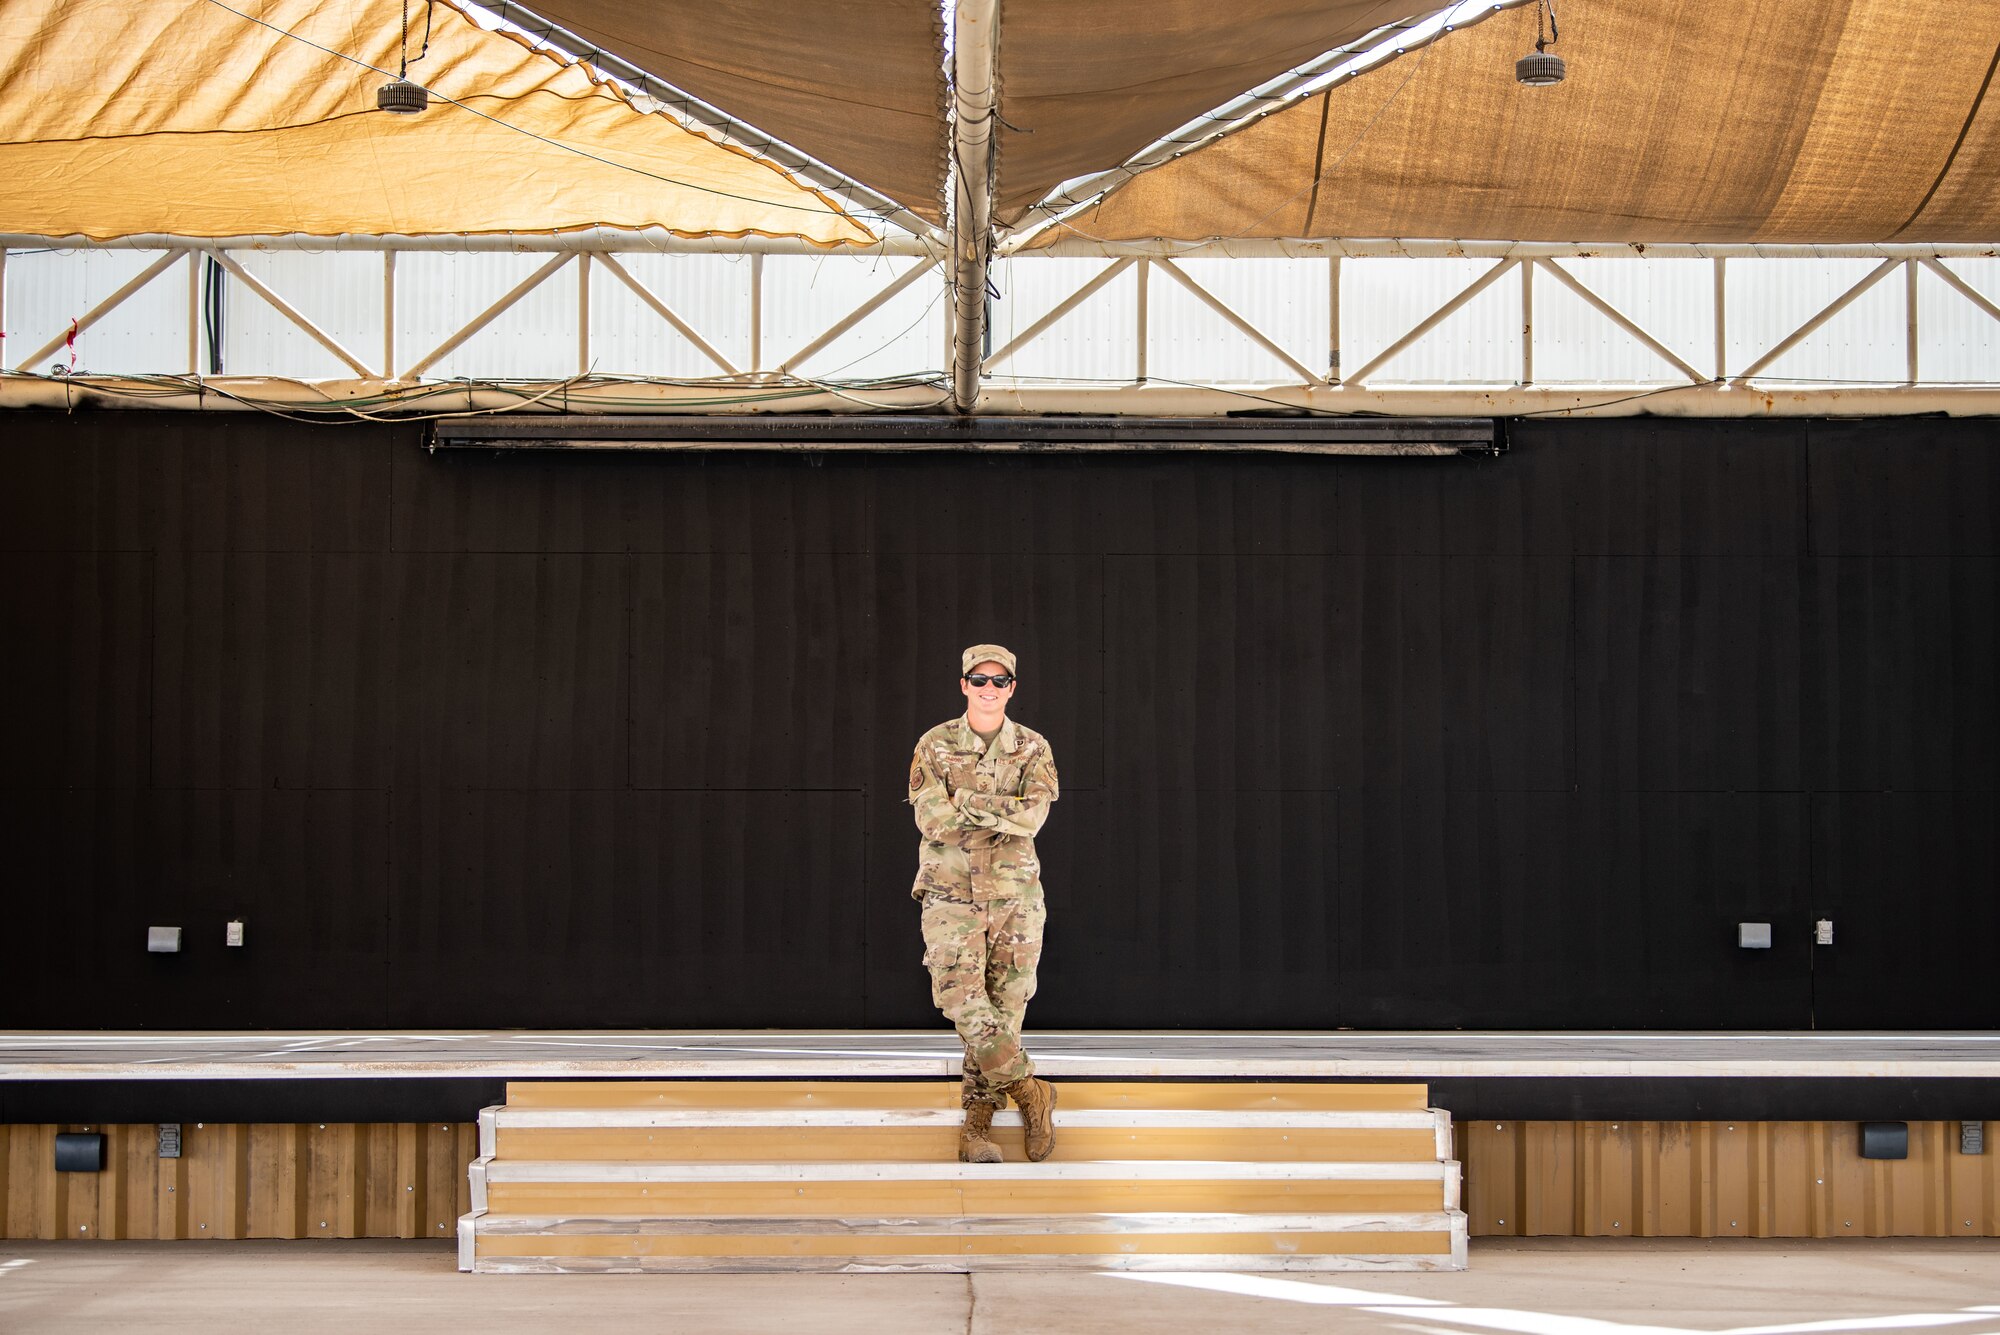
<box><xmin>493</xmin><ymin>0</ymin><xmax>949</xmax><ymax>225</ymax></box>
<box><xmin>0</xmin><ymin>0</ymin><xmax>872</xmax><ymax>243</ymax></box>
<box><xmin>1039</xmin><ymin>0</ymin><xmax>2000</xmax><ymax>245</ymax></box>
<box><xmin>991</xmin><ymin>0</ymin><xmax>1434</xmax><ymax>223</ymax></box>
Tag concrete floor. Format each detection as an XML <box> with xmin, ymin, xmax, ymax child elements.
<box><xmin>1</xmin><ymin>1238</ymin><xmax>1996</xmax><ymax>1334</ymax></box>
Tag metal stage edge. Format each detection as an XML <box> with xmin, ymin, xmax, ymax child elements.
<box><xmin>5</xmin><ymin>1031</ymin><xmax>1998</xmax><ymax>1123</ymax></box>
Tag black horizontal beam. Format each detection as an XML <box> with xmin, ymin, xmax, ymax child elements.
<box><xmin>431</xmin><ymin>414</ymin><xmax>1499</xmax><ymax>454</ymax></box>
<box><xmin>5</xmin><ymin>1076</ymin><xmax>1993</xmax><ymax>1125</ymax></box>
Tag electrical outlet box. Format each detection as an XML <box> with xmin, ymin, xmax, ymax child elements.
<box><xmin>226</xmin><ymin>919</ymin><xmax>245</xmax><ymax>947</ymax></box>
<box><xmin>1861</xmin><ymin>1121</ymin><xmax>1909</xmax><ymax>1160</ymax></box>
<box><xmin>55</xmin><ymin>1132</ymin><xmax>106</xmax><ymax>1172</ymax></box>
<box><xmin>1964</xmin><ymin>1121</ymin><xmax>1985</xmax><ymax>1155</ymax></box>
<box><xmin>1738</xmin><ymin>922</ymin><xmax>1772</xmax><ymax>949</ymax></box>
<box><xmin>1815</xmin><ymin>919</ymin><xmax>1834</xmax><ymax>945</ymax></box>
<box><xmin>147</xmin><ymin>926</ymin><xmax>181</xmax><ymax>953</ymax></box>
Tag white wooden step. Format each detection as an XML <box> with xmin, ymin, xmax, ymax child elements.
<box><xmin>461</xmin><ymin>1208</ymin><xmax>1470</xmax><ymax>1273</ymax></box>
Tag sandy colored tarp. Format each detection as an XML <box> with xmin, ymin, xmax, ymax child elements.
<box><xmin>1038</xmin><ymin>0</ymin><xmax>2000</xmax><ymax>245</ymax></box>
<box><xmin>491</xmin><ymin>0</ymin><xmax>948</xmax><ymax>225</ymax></box>
<box><xmin>991</xmin><ymin>0</ymin><xmax>1434</xmax><ymax>223</ymax></box>
<box><xmin>0</xmin><ymin>0</ymin><xmax>871</xmax><ymax>243</ymax></box>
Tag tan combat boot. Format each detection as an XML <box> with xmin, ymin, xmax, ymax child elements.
<box><xmin>959</xmin><ymin>1099</ymin><xmax>1004</xmax><ymax>1163</ymax></box>
<box><xmin>1001</xmin><ymin>1077</ymin><xmax>1057</xmax><ymax>1162</ymax></box>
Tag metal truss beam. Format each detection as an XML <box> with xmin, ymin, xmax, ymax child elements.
<box><xmin>1028</xmin><ymin>238</ymin><xmax>2000</xmax><ymax>261</ymax></box>
<box><xmin>7</xmin><ymin>234</ymin><xmax>1993</xmax><ymax>262</ymax></box>
<box><xmin>7</xmin><ymin>240</ymin><xmax>1995</xmax><ymax>413</ymax></box>
<box><xmin>7</xmin><ymin>377</ymin><xmax>1997</xmax><ymax>418</ymax></box>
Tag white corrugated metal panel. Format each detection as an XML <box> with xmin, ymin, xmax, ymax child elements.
<box><xmin>1342</xmin><ymin>257</ymin><xmax>1519</xmax><ymax>385</ymax></box>
<box><xmin>1533</xmin><ymin>258</ymin><xmax>1711</xmax><ymax>384</ymax></box>
<box><xmin>989</xmin><ymin>257</ymin><xmax>1138</xmax><ymax>382</ymax></box>
<box><xmin>395</xmin><ymin>252</ymin><xmax>581</xmax><ymax>380</ymax></box>
<box><xmin>759</xmin><ymin>255</ymin><xmax>945</xmax><ymax>379</ymax></box>
<box><xmin>224</xmin><ymin>250</ymin><xmax>385</xmax><ymax>379</ymax></box>
<box><xmin>5</xmin><ymin>248</ymin><xmax>191</xmax><ymax>375</ymax></box>
<box><xmin>1918</xmin><ymin>258</ymin><xmax>2000</xmax><ymax>384</ymax></box>
<box><xmin>586</xmin><ymin>253</ymin><xmax>750</xmax><ymax>377</ymax></box>
<box><xmin>1729</xmin><ymin>259</ymin><xmax>1900</xmax><ymax>383</ymax></box>
<box><xmin>1148</xmin><ymin>258</ymin><xmax>1326</xmax><ymax>384</ymax></box>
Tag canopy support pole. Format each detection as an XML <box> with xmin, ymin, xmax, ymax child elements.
<box><xmin>949</xmin><ymin>0</ymin><xmax>1000</xmax><ymax>413</ymax></box>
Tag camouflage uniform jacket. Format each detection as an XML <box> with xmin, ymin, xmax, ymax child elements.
<box><xmin>907</xmin><ymin>715</ymin><xmax>1059</xmax><ymax>903</ymax></box>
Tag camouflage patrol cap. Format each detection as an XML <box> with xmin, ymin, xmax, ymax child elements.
<box><xmin>961</xmin><ymin>643</ymin><xmax>1018</xmax><ymax>675</ymax></box>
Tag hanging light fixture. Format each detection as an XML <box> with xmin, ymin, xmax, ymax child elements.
<box><xmin>1516</xmin><ymin>0</ymin><xmax>1566</xmax><ymax>86</ymax></box>
<box><xmin>376</xmin><ymin>79</ymin><xmax>428</xmax><ymax>113</ymax></box>
<box><xmin>377</xmin><ymin>0</ymin><xmax>432</xmax><ymax>113</ymax></box>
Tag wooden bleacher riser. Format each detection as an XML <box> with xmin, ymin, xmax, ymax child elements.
<box><xmin>459</xmin><ymin>1080</ymin><xmax>1467</xmax><ymax>1272</ymax></box>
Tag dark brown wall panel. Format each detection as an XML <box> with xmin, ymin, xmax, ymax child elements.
<box><xmin>1802</xmin><ymin>556</ymin><xmax>1998</xmax><ymax>791</ymax></box>
<box><xmin>0</xmin><ymin>551</ymin><xmax>153</xmax><ymax>789</ymax></box>
<box><xmin>1104</xmin><ymin>555</ymin><xmax>1571</xmax><ymax>792</ymax></box>
<box><xmin>387</xmin><ymin>789</ymin><xmax>865</xmax><ymax>1026</ymax></box>
<box><xmin>1574</xmin><ymin>557</ymin><xmax>1804</xmax><ymax>791</ymax></box>
<box><xmin>1555</xmin><ymin>419</ymin><xmax>1807</xmax><ymax>557</ymax></box>
<box><xmin>390</xmin><ymin>554</ymin><xmax>629</xmax><ymax>790</ymax></box>
<box><xmin>2</xmin><ymin>411</ymin><xmax>1993</xmax><ymax>1029</ymax></box>
<box><xmin>1806</xmin><ymin>419</ymin><xmax>1999</xmax><ymax>557</ymax></box>
<box><xmin>631</xmin><ymin>553</ymin><xmax>877</xmax><ymax>789</ymax></box>
<box><xmin>1810</xmin><ymin>792</ymin><xmax>2000</xmax><ymax>1028</ymax></box>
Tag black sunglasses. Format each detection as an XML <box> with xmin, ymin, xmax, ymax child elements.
<box><xmin>963</xmin><ymin>673</ymin><xmax>1015</xmax><ymax>688</ymax></box>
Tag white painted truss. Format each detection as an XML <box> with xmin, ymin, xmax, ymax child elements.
<box><xmin>2</xmin><ymin>234</ymin><xmax>1996</xmax><ymax>416</ymax></box>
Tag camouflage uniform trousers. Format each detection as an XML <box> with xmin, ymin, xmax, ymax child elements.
<box><xmin>919</xmin><ymin>887</ymin><xmax>1046</xmax><ymax>1106</ymax></box>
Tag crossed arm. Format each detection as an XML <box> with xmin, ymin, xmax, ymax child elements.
<box><xmin>908</xmin><ymin>743</ymin><xmax>1060</xmax><ymax>843</ymax></box>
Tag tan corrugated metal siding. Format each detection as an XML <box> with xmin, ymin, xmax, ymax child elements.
<box><xmin>1463</xmin><ymin>1121</ymin><xmax>1999</xmax><ymax>1238</ymax></box>
<box><xmin>0</xmin><ymin>1123</ymin><xmax>475</xmax><ymax>1240</ymax></box>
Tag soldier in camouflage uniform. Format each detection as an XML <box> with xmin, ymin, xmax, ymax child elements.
<box><xmin>908</xmin><ymin>644</ymin><xmax>1061</xmax><ymax>1163</ymax></box>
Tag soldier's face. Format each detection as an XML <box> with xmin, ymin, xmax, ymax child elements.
<box><xmin>961</xmin><ymin>660</ymin><xmax>1016</xmax><ymax>712</ymax></box>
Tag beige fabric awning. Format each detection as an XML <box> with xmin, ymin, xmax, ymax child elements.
<box><xmin>1035</xmin><ymin>0</ymin><xmax>2000</xmax><ymax>245</ymax></box>
<box><xmin>489</xmin><ymin>0</ymin><xmax>949</xmax><ymax>225</ymax></box>
<box><xmin>0</xmin><ymin>0</ymin><xmax>873</xmax><ymax>244</ymax></box>
<box><xmin>991</xmin><ymin>0</ymin><xmax>1434</xmax><ymax>224</ymax></box>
